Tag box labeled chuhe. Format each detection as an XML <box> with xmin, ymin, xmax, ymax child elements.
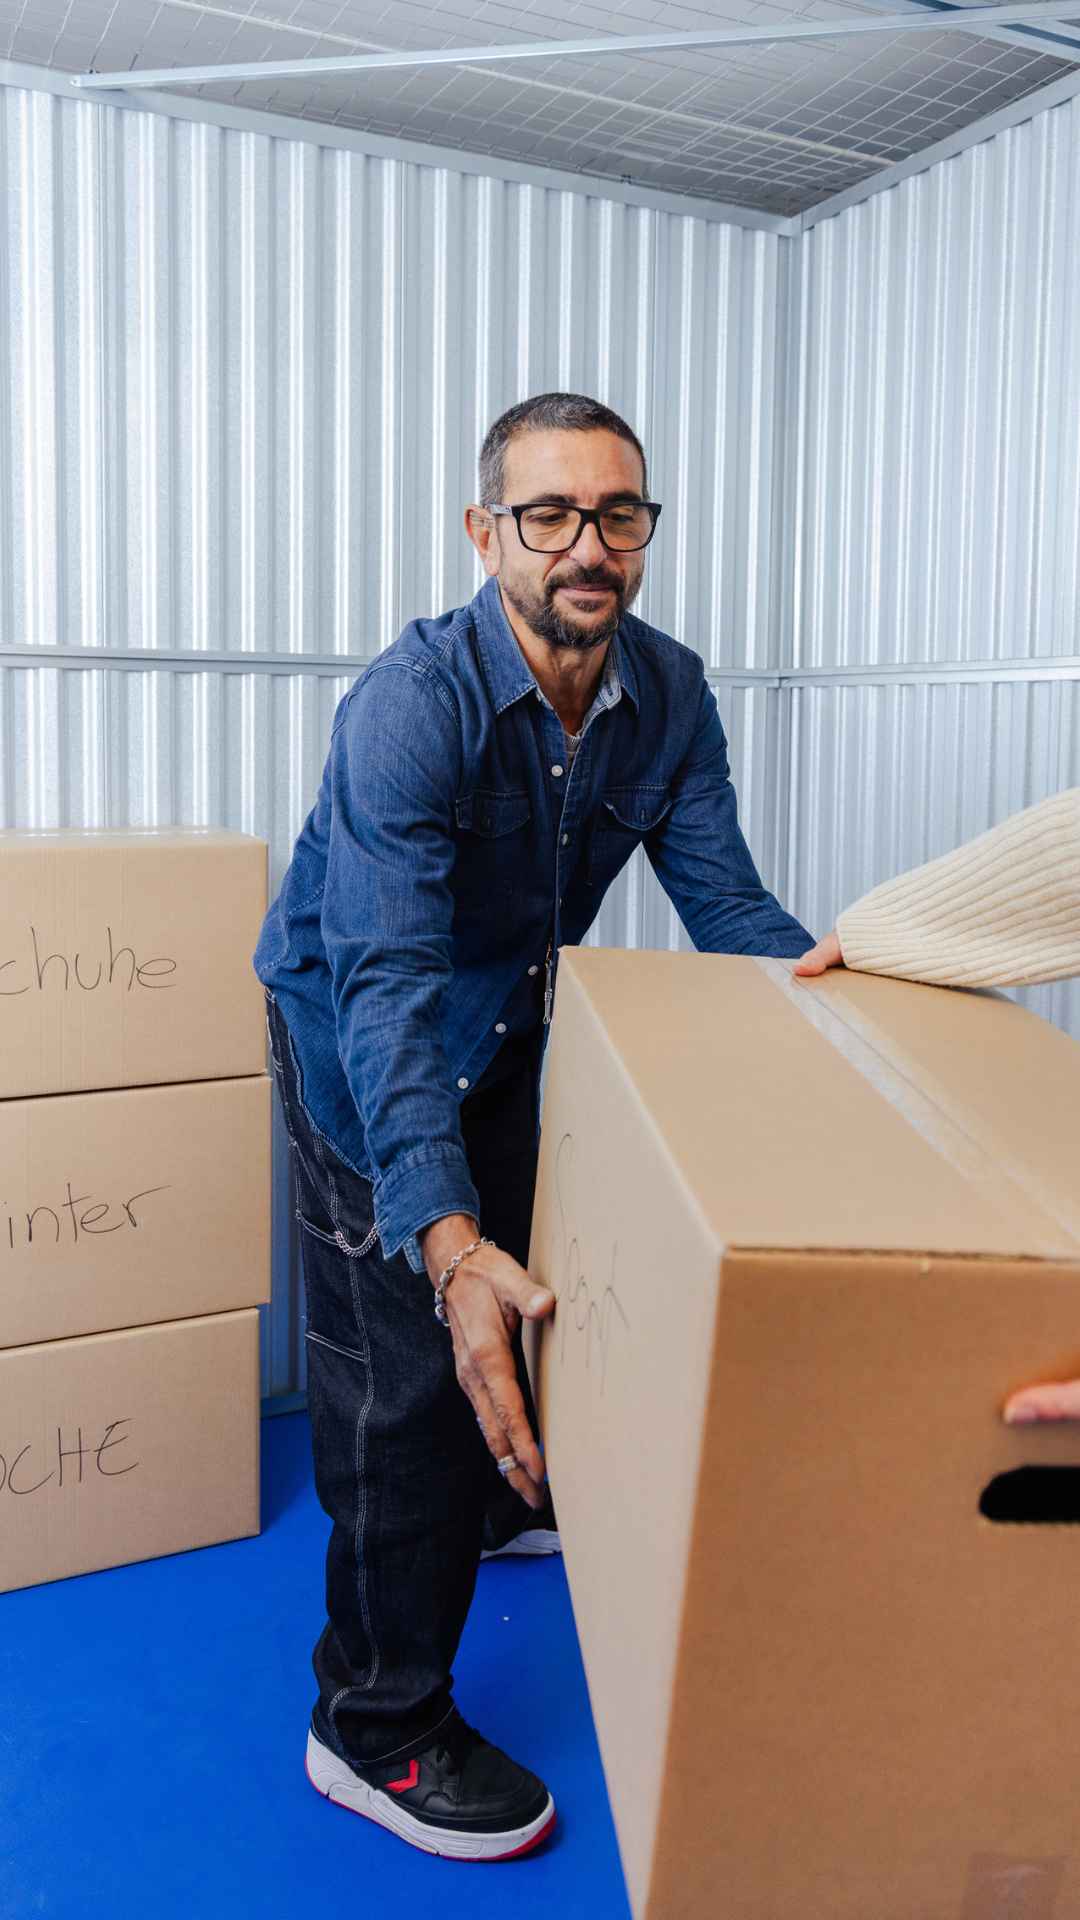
<box><xmin>0</xmin><ymin>829</ymin><xmax>267</xmax><ymax>1097</ymax></box>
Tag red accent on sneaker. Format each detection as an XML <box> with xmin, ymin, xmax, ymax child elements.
<box><xmin>386</xmin><ymin>1758</ymin><xmax>420</xmax><ymax>1794</ymax></box>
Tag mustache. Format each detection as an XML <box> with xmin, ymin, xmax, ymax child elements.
<box><xmin>549</xmin><ymin>568</ymin><xmax>624</xmax><ymax>593</ymax></box>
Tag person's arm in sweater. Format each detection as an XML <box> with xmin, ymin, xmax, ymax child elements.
<box><xmin>794</xmin><ymin>786</ymin><xmax>1080</xmax><ymax>1425</ymax></box>
<box><xmin>795</xmin><ymin>786</ymin><xmax>1080</xmax><ymax>986</ymax></box>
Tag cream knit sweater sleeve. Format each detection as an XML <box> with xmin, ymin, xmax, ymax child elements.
<box><xmin>835</xmin><ymin>787</ymin><xmax>1080</xmax><ymax>988</ymax></box>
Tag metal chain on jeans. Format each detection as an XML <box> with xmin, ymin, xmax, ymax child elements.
<box><xmin>290</xmin><ymin>1200</ymin><xmax>379</xmax><ymax>1259</ymax></box>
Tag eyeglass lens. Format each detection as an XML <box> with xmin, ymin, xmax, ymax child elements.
<box><xmin>519</xmin><ymin>505</ymin><xmax>655</xmax><ymax>552</ymax></box>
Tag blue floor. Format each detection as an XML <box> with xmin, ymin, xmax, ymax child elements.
<box><xmin>0</xmin><ymin>1411</ymin><xmax>631</xmax><ymax>1920</ymax></box>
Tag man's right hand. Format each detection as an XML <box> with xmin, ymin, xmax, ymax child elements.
<box><xmin>421</xmin><ymin>1214</ymin><xmax>556</xmax><ymax>1510</ymax></box>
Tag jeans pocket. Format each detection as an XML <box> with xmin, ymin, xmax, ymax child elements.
<box><xmin>296</xmin><ymin>1201</ymin><xmax>379</xmax><ymax>1260</ymax></box>
<box><xmin>305</xmin><ymin>1327</ymin><xmax>369</xmax><ymax>1366</ymax></box>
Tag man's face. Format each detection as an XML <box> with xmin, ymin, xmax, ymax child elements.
<box><xmin>490</xmin><ymin>430</ymin><xmax>648</xmax><ymax>652</ymax></box>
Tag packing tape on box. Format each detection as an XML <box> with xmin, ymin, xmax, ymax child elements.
<box><xmin>755</xmin><ymin>957</ymin><xmax>1080</xmax><ymax>1254</ymax></box>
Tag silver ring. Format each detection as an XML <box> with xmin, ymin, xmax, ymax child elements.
<box><xmin>496</xmin><ymin>1453</ymin><xmax>519</xmax><ymax>1477</ymax></box>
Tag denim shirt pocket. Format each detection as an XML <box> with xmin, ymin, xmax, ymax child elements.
<box><xmin>454</xmin><ymin>789</ymin><xmax>532</xmax><ymax>836</ymax></box>
<box><xmin>454</xmin><ymin>788</ymin><xmax>533</xmax><ymax>904</ymax></box>
<box><xmin>588</xmin><ymin>784</ymin><xmax>672</xmax><ymax>885</ymax></box>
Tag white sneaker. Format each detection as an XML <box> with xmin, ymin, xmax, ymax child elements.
<box><xmin>480</xmin><ymin>1527</ymin><xmax>562</xmax><ymax>1560</ymax></box>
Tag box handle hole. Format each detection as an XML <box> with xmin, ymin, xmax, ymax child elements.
<box><xmin>980</xmin><ymin>1466</ymin><xmax>1080</xmax><ymax>1524</ymax></box>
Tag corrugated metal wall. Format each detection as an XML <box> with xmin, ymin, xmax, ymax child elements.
<box><xmin>793</xmin><ymin>101</ymin><xmax>1080</xmax><ymax>672</ymax></box>
<box><xmin>784</xmin><ymin>94</ymin><xmax>1080</xmax><ymax>1049</ymax></box>
<box><xmin>0</xmin><ymin>81</ymin><xmax>790</xmax><ymax>1401</ymax></box>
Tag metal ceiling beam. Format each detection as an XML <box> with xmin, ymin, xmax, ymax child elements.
<box><xmin>854</xmin><ymin>0</ymin><xmax>1080</xmax><ymax>53</ymax></box>
<box><xmin>68</xmin><ymin>2</ymin><xmax>1080</xmax><ymax>94</ymax></box>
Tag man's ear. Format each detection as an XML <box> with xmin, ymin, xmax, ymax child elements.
<box><xmin>465</xmin><ymin>506</ymin><xmax>500</xmax><ymax>577</ymax></box>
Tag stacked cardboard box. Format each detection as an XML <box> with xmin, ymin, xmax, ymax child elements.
<box><xmin>528</xmin><ymin>947</ymin><xmax>1080</xmax><ymax>1920</ymax></box>
<box><xmin>0</xmin><ymin>829</ymin><xmax>271</xmax><ymax>1593</ymax></box>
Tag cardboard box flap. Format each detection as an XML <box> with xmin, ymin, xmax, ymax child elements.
<box><xmin>557</xmin><ymin>948</ymin><xmax>1080</xmax><ymax>1262</ymax></box>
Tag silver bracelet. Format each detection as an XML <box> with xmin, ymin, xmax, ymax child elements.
<box><xmin>433</xmin><ymin>1235</ymin><xmax>494</xmax><ymax>1325</ymax></box>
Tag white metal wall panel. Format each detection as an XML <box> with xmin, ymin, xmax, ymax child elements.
<box><xmin>793</xmin><ymin>94</ymin><xmax>1080</xmax><ymax>670</ymax></box>
<box><xmin>786</xmin><ymin>674</ymin><xmax>1080</xmax><ymax>1038</ymax></box>
<box><xmin>0</xmin><ymin>84</ymin><xmax>785</xmax><ymax>669</ymax></box>
<box><xmin>0</xmin><ymin>79</ymin><xmax>787</xmax><ymax>1401</ymax></box>
<box><xmin>643</xmin><ymin>217</ymin><xmax>791</xmax><ymax>671</ymax></box>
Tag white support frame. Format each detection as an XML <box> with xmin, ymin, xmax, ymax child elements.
<box><xmin>3</xmin><ymin>644</ymin><xmax>1076</xmax><ymax>689</ymax></box>
<box><xmin>854</xmin><ymin>0</ymin><xmax>1080</xmax><ymax>53</ymax></box>
<box><xmin>68</xmin><ymin>2</ymin><xmax>1080</xmax><ymax>94</ymax></box>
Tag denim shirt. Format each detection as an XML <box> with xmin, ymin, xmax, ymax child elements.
<box><xmin>253</xmin><ymin>574</ymin><xmax>814</xmax><ymax>1273</ymax></box>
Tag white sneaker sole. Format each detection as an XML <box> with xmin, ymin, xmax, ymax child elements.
<box><xmin>304</xmin><ymin>1729</ymin><xmax>556</xmax><ymax>1860</ymax></box>
<box><xmin>480</xmin><ymin>1528</ymin><xmax>562</xmax><ymax>1560</ymax></box>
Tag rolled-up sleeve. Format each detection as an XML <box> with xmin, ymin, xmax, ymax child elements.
<box><xmin>321</xmin><ymin>662</ymin><xmax>480</xmax><ymax>1272</ymax></box>
<box><xmin>646</xmin><ymin>671</ymin><xmax>814</xmax><ymax>957</ymax></box>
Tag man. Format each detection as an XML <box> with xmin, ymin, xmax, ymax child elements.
<box><xmin>254</xmin><ymin>391</ymin><xmax>819</xmax><ymax>1862</ymax></box>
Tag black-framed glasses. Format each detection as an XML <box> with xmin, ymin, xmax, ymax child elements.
<box><xmin>486</xmin><ymin>500</ymin><xmax>662</xmax><ymax>554</ymax></box>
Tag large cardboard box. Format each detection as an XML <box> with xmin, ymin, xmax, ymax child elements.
<box><xmin>0</xmin><ymin>829</ymin><xmax>267</xmax><ymax>1097</ymax></box>
<box><xmin>0</xmin><ymin>1307</ymin><xmax>260</xmax><ymax>1593</ymax></box>
<box><xmin>0</xmin><ymin>1075</ymin><xmax>271</xmax><ymax>1348</ymax></box>
<box><xmin>529</xmin><ymin>949</ymin><xmax>1080</xmax><ymax>1920</ymax></box>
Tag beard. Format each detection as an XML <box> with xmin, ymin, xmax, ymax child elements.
<box><xmin>500</xmin><ymin>561</ymin><xmax>643</xmax><ymax>652</ymax></box>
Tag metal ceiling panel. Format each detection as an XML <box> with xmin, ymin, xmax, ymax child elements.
<box><xmin>2</xmin><ymin>0</ymin><xmax>1077</xmax><ymax>211</ymax></box>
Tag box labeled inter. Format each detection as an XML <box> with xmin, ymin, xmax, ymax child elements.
<box><xmin>0</xmin><ymin>1307</ymin><xmax>260</xmax><ymax>1594</ymax></box>
<box><xmin>0</xmin><ymin>829</ymin><xmax>267</xmax><ymax>1097</ymax></box>
<box><xmin>529</xmin><ymin>948</ymin><xmax>1080</xmax><ymax>1920</ymax></box>
<box><xmin>0</xmin><ymin>1074</ymin><xmax>270</xmax><ymax>1348</ymax></box>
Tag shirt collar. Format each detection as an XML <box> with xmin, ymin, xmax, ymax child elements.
<box><xmin>471</xmin><ymin>573</ymin><xmax>640</xmax><ymax>715</ymax></box>
<box><xmin>534</xmin><ymin>644</ymin><xmax>621</xmax><ymax>731</ymax></box>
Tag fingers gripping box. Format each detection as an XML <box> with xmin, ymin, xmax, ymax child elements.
<box><xmin>528</xmin><ymin>949</ymin><xmax>1080</xmax><ymax>1920</ymax></box>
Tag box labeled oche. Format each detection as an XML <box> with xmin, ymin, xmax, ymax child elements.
<box><xmin>528</xmin><ymin>948</ymin><xmax>1080</xmax><ymax>1920</ymax></box>
<box><xmin>0</xmin><ymin>829</ymin><xmax>267</xmax><ymax>1097</ymax></box>
<box><xmin>0</xmin><ymin>1074</ymin><xmax>271</xmax><ymax>1349</ymax></box>
<box><xmin>0</xmin><ymin>1308</ymin><xmax>260</xmax><ymax>1593</ymax></box>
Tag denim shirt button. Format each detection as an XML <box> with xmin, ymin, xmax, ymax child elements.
<box><xmin>494</xmin><ymin>1022</ymin><xmax>507</xmax><ymax>1034</ymax></box>
<box><xmin>528</xmin><ymin>964</ymin><xmax>539</xmax><ymax>976</ymax></box>
<box><xmin>551</xmin><ymin>764</ymin><xmax>564</xmax><ymax>777</ymax></box>
<box><xmin>561</xmin><ymin>833</ymin><xmax>569</xmax><ymax>845</ymax></box>
<box><xmin>457</xmin><ymin>1076</ymin><xmax>469</xmax><ymax>1089</ymax></box>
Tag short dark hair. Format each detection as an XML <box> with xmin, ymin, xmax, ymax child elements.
<box><xmin>478</xmin><ymin>392</ymin><xmax>648</xmax><ymax>505</ymax></box>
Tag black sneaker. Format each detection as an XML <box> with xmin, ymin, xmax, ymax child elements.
<box><xmin>305</xmin><ymin>1704</ymin><xmax>556</xmax><ymax>1860</ymax></box>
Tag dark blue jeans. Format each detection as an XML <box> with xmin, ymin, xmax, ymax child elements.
<box><xmin>264</xmin><ymin>989</ymin><xmax>544</xmax><ymax>1763</ymax></box>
